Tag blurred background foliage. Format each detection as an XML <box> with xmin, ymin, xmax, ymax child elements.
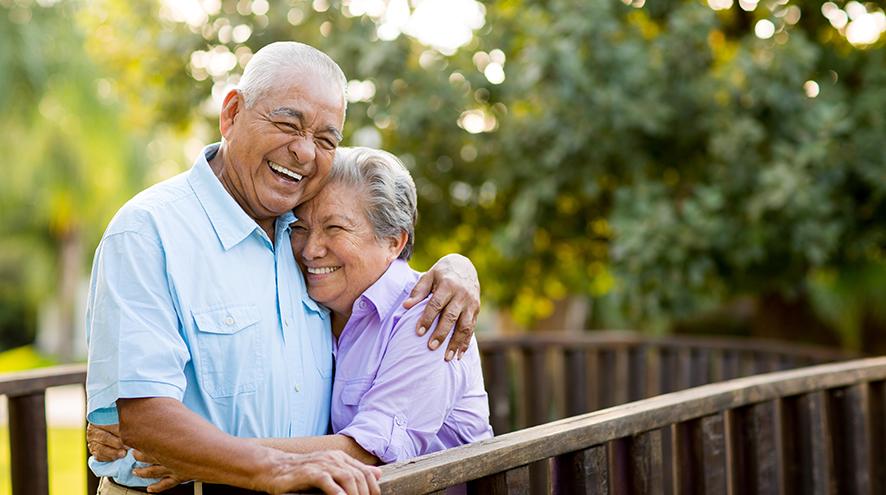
<box><xmin>1</xmin><ymin>0</ymin><xmax>884</xmax><ymax>361</ymax></box>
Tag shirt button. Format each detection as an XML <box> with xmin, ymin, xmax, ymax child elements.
<box><xmin>224</xmin><ymin>316</ymin><xmax>235</xmax><ymax>326</ymax></box>
<box><xmin>395</xmin><ymin>417</ymin><xmax>405</xmax><ymax>426</ymax></box>
<box><xmin>284</xmin><ymin>319</ymin><xmax>290</xmax><ymax>327</ymax></box>
<box><xmin>294</xmin><ymin>383</ymin><xmax>300</xmax><ymax>392</ymax></box>
<box><xmin>358</xmin><ymin>301</ymin><xmax>367</xmax><ymax>309</ymax></box>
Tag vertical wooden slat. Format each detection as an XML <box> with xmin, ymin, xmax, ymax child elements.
<box><xmin>801</xmin><ymin>391</ymin><xmax>837</xmax><ymax>495</ymax></box>
<box><xmin>613</xmin><ymin>346</ymin><xmax>630</xmax><ymax>406</ymax></box>
<box><xmin>700</xmin><ymin>414</ymin><xmax>727</xmax><ymax>495</ymax></box>
<box><xmin>522</xmin><ymin>346</ymin><xmax>548</xmax><ymax>427</ymax></box>
<box><xmin>553</xmin><ymin>445</ymin><xmax>608</xmax><ymax>495</ymax></box>
<box><xmin>690</xmin><ymin>349</ymin><xmax>711</xmax><ymax>387</ymax></box>
<box><xmin>609</xmin><ymin>438</ymin><xmax>631</xmax><ymax>495</ymax></box>
<box><xmin>676</xmin><ymin>348</ymin><xmax>692</xmax><ymax>391</ymax></box>
<box><xmin>750</xmin><ymin>401</ymin><xmax>782</xmax><ymax>495</ymax></box>
<box><xmin>483</xmin><ymin>348</ymin><xmax>512</xmax><ymax>434</ymax></box>
<box><xmin>710</xmin><ymin>349</ymin><xmax>724</xmax><ymax>383</ymax></box>
<box><xmin>630</xmin><ymin>429</ymin><xmax>664</xmax><ymax>494</ymax></box>
<box><xmin>829</xmin><ymin>384</ymin><xmax>873</xmax><ymax>494</ymax></box>
<box><xmin>564</xmin><ymin>348</ymin><xmax>588</xmax><ymax>417</ymax></box>
<box><xmin>660</xmin><ymin>347</ymin><xmax>676</xmax><ymax>394</ymax></box>
<box><xmin>587</xmin><ymin>348</ymin><xmax>601</xmax><ymax>412</ymax></box>
<box><xmin>725</xmin><ymin>407</ymin><xmax>750</xmax><ymax>495</ymax></box>
<box><xmin>722</xmin><ymin>350</ymin><xmax>739</xmax><ymax>380</ymax></box>
<box><xmin>522</xmin><ymin>346</ymin><xmax>550</xmax><ymax>495</ymax></box>
<box><xmin>628</xmin><ymin>345</ymin><xmax>647</xmax><ymax>402</ymax></box>
<box><xmin>868</xmin><ymin>381</ymin><xmax>886</xmax><ymax>494</ymax></box>
<box><xmin>598</xmin><ymin>349</ymin><xmax>616</xmax><ymax>408</ymax></box>
<box><xmin>673</xmin><ymin>419</ymin><xmax>704</xmax><ymax>495</ymax></box>
<box><xmin>645</xmin><ymin>345</ymin><xmax>662</xmax><ymax>398</ymax></box>
<box><xmin>468</xmin><ymin>465</ymin><xmax>531</xmax><ymax>495</ymax></box>
<box><xmin>9</xmin><ymin>391</ymin><xmax>49</xmax><ymax>495</ymax></box>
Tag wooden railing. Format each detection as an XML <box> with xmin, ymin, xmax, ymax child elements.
<box><xmin>379</xmin><ymin>356</ymin><xmax>886</xmax><ymax>494</ymax></box>
<box><xmin>0</xmin><ymin>331</ymin><xmax>853</xmax><ymax>495</ymax></box>
<box><xmin>479</xmin><ymin>331</ymin><xmax>850</xmax><ymax>434</ymax></box>
<box><xmin>0</xmin><ymin>364</ymin><xmax>97</xmax><ymax>495</ymax></box>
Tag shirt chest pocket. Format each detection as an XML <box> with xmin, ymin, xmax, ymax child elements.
<box><xmin>340</xmin><ymin>378</ymin><xmax>373</xmax><ymax>406</ymax></box>
<box><xmin>192</xmin><ymin>305</ymin><xmax>263</xmax><ymax>398</ymax></box>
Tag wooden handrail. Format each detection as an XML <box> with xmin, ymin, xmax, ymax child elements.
<box><xmin>0</xmin><ymin>332</ymin><xmax>859</xmax><ymax>495</ymax></box>
<box><xmin>378</xmin><ymin>357</ymin><xmax>886</xmax><ymax>493</ymax></box>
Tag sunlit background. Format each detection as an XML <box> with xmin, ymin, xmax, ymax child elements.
<box><xmin>0</xmin><ymin>0</ymin><xmax>885</xmax><ymax>491</ymax></box>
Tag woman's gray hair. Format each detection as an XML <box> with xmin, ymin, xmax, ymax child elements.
<box><xmin>238</xmin><ymin>41</ymin><xmax>347</xmax><ymax>109</ymax></box>
<box><xmin>329</xmin><ymin>147</ymin><xmax>418</xmax><ymax>260</ymax></box>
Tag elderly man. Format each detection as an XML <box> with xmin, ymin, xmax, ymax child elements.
<box><xmin>86</xmin><ymin>42</ymin><xmax>480</xmax><ymax>495</ymax></box>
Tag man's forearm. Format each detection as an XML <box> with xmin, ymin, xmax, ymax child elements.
<box><xmin>118</xmin><ymin>397</ymin><xmax>288</xmax><ymax>490</ymax></box>
<box><xmin>255</xmin><ymin>435</ymin><xmax>379</xmax><ymax>465</ymax></box>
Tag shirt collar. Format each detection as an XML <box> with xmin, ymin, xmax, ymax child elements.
<box><xmin>358</xmin><ymin>259</ymin><xmax>412</xmax><ymax>321</ymax></box>
<box><xmin>188</xmin><ymin>143</ymin><xmax>264</xmax><ymax>251</ymax></box>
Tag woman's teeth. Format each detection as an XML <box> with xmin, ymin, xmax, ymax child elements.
<box><xmin>307</xmin><ymin>266</ymin><xmax>340</xmax><ymax>274</ymax></box>
<box><xmin>268</xmin><ymin>161</ymin><xmax>303</xmax><ymax>181</ymax></box>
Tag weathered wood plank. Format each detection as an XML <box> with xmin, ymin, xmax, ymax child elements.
<box><xmin>628</xmin><ymin>345</ymin><xmax>647</xmax><ymax>402</ymax></box>
<box><xmin>802</xmin><ymin>391</ymin><xmax>836</xmax><ymax>495</ymax></box>
<box><xmin>467</xmin><ymin>465</ymin><xmax>530</xmax><ymax>495</ymax></box>
<box><xmin>482</xmin><ymin>348</ymin><xmax>512</xmax><ymax>435</ymax></box>
<box><xmin>868</xmin><ymin>381</ymin><xmax>886</xmax><ymax>495</ymax></box>
<box><xmin>630</xmin><ymin>429</ymin><xmax>664</xmax><ymax>494</ymax></box>
<box><xmin>828</xmin><ymin>384</ymin><xmax>872</xmax><ymax>494</ymax></box>
<box><xmin>9</xmin><ymin>392</ymin><xmax>49</xmax><ymax>495</ymax></box>
<box><xmin>673</xmin><ymin>419</ymin><xmax>704</xmax><ymax>495</ymax></box>
<box><xmin>609</xmin><ymin>438</ymin><xmax>631</xmax><ymax>495</ymax></box>
<box><xmin>564</xmin><ymin>348</ymin><xmax>589</xmax><ymax>417</ymax></box>
<box><xmin>553</xmin><ymin>445</ymin><xmax>608</xmax><ymax>495</ymax></box>
<box><xmin>0</xmin><ymin>364</ymin><xmax>86</xmax><ymax>397</ymax></box>
<box><xmin>700</xmin><ymin>414</ymin><xmax>726</xmax><ymax>495</ymax></box>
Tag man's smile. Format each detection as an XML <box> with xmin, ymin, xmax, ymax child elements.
<box><xmin>268</xmin><ymin>160</ymin><xmax>303</xmax><ymax>182</ymax></box>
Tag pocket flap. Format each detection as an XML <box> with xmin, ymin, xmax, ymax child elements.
<box><xmin>340</xmin><ymin>378</ymin><xmax>372</xmax><ymax>406</ymax></box>
<box><xmin>192</xmin><ymin>305</ymin><xmax>260</xmax><ymax>334</ymax></box>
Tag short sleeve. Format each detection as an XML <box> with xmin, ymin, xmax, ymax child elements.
<box><xmin>85</xmin><ymin>229</ymin><xmax>189</xmax><ymax>424</ymax></box>
<box><xmin>337</xmin><ymin>303</ymin><xmax>463</xmax><ymax>463</ymax></box>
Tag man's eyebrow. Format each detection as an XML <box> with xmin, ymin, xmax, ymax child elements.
<box><xmin>324</xmin><ymin>126</ymin><xmax>344</xmax><ymax>142</ymax></box>
<box><xmin>269</xmin><ymin>107</ymin><xmax>304</xmax><ymax>120</ymax></box>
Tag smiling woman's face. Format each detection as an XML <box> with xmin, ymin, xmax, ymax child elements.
<box><xmin>291</xmin><ymin>182</ymin><xmax>402</xmax><ymax>317</ymax></box>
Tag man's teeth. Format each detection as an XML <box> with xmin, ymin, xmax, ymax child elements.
<box><xmin>268</xmin><ymin>161</ymin><xmax>303</xmax><ymax>181</ymax></box>
<box><xmin>307</xmin><ymin>266</ymin><xmax>340</xmax><ymax>274</ymax></box>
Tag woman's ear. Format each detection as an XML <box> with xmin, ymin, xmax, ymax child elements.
<box><xmin>387</xmin><ymin>230</ymin><xmax>409</xmax><ymax>262</ymax></box>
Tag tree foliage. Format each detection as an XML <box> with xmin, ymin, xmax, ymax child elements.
<box><xmin>2</xmin><ymin>0</ymin><xmax>884</xmax><ymax>347</ymax></box>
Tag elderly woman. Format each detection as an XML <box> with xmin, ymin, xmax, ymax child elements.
<box><xmin>89</xmin><ymin>147</ymin><xmax>492</xmax><ymax>487</ymax></box>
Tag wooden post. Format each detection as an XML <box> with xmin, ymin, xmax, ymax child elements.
<box><xmin>553</xmin><ymin>445</ymin><xmax>608</xmax><ymax>494</ymax></box>
<box><xmin>9</xmin><ymin>392</ymin><xmax>49</xmax><ymax>495</ymax></box>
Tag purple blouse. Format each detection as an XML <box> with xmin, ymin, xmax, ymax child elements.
<box><xmin>331</xmin><ymin>259</ymin><xmax>493</xmax><ymax>463</ymax></box>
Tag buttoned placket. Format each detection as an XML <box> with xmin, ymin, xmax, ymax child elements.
<box><xmin>274</xmin><ymin>220</ymin><xmax>307</xmax><ymax>434</ymax></box>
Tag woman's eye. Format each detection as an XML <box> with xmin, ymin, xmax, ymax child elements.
<box><xmin>327</xmin><ymin>225</ymin><xmax>343</xmax><ymax>231</ymax></box>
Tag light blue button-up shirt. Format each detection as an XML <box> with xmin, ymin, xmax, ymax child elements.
<box><xmin>85</xmin><ymin>144</ymin><xmax>333</xmax><ymax>486</ymax></box>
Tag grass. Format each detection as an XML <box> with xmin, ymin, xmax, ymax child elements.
<box><xmin>1</xmin><ymin>346</ymin><xmax>86</xmax><ymax>494</ymax></box>
<box><xmin>0</xmin><ymin>427</ymin><xmax>87</xmax><ymax>495</ymax></box>
<box><xmin>0</xmin><ymin>345</ymin><xmax>59</xmax><ymax>373</ymax></box>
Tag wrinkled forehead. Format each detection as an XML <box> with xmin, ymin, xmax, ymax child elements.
<box><xmin>294</xmin><ymin>181</ymin><xmax>362</xmax><ymax>219</ymax></box>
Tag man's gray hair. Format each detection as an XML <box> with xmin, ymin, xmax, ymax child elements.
<box><xmin>238</xmin><ymin>41</ymin><xmax>347</xmax><ymax>109</ymax></box>
<box><xmin>329</xmin><ymin>147</ymin><xmax>418</xmax><ymax>260</ymax></box>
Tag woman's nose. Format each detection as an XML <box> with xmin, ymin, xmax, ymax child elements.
<box><xmin>301</xmin><ymin>232</ymin><xmax>325</xmax><ymax>259</ymax></box>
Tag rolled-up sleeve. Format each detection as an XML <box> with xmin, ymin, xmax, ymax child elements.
<box><xmin>86</xmin><ymin>227</ymin><xmax>189</xmax><ymax>424</ymax></box>
<box><xmin>337</xmin><ymin>305</ymin><xmax>461</xmax><ymax>463</ymax></box>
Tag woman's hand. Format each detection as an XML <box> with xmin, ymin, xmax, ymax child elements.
<box><xmin>87</xmin><ymin>423</ymin><xmax>128</xmax><ymax>461</ymax></box>
<box><xmin>403</xmin><ymin>253</ymin><xmax>480</xmax><ymax>361</ymax></box>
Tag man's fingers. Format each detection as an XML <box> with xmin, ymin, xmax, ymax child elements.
<box><xmin>88</xmin><ymin>423</ymin><xmax>126</xmax><ymax>451</ymax></box>
<box><xmin>448</xmin><ymin>309</ymin><xmax>476</xmax><ymax>360</ymax></box>
<box><xmin>404</xmin><ymin>271</ymin><xmax>434</xmax><ymax>312</ymax></box>
<box><xmin>429</xmin><ymin>303</ymin><xmax>462</xmax><ymax>360</ymax></box>
<box><xmin>145</xmin><ymin>476</ymin><xmax>181</xmax><ymax>493</ymax></box>
<box><xmin>133</xmin><ymin>464</ymin><xmax>173</xmax><ymax>479</ymax></box>
<box><xmin>132</xmin><ymin>449</ymin><xmax>160</xmax><ymax>465</ymax></box>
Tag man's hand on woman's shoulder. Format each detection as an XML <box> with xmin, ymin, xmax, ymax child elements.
<box><xmin>404</xmin><ymin>253</ymin><xmax>480</xmax><ymax>361</ymax></box>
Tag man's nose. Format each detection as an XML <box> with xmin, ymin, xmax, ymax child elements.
<box><xmin>288</xmin><ymin>135</ymin><xmax>316</xmax><ymax>165</ymax></box>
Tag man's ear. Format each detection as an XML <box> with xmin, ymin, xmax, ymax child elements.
<box><xmin>388</xmin><ymin>230</ymin><xmax>409</xmax><ymax>262</ymax></box>
<box><xmin>219</xmin><ymin>89</ymin><xmax>244</xmax><ymax>139</ymax></box>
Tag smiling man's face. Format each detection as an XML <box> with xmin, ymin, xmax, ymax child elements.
<box><xmin>216</xmin><ymin>68</ymin><xmax>345</xmax><ymax>227</ymax></box>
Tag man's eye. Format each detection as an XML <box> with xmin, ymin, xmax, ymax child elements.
<box><xmin>316</xmin><ymin>138</ymin><xmax>336</xmax><ymax>150</ymax></box>
<box><xmin>292</xmin><ymin>225</ymin><xmax>307</xmax><ymax>233</ymax></box>
<box><xmin>276</xmin><ymin>122</ymin><xmax>300</xmax><ymax>132</ymax></box>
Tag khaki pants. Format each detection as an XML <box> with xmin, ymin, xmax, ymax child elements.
<box><xmin>97</xmin><ymin>477</ymin><xmax>203</xmax><ymax>495</ymax></box>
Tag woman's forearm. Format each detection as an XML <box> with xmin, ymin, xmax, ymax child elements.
<box><xmin>254</xmin><ymin>434</ymin><xmax>379</xmax><ymax>465</ymax></box>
